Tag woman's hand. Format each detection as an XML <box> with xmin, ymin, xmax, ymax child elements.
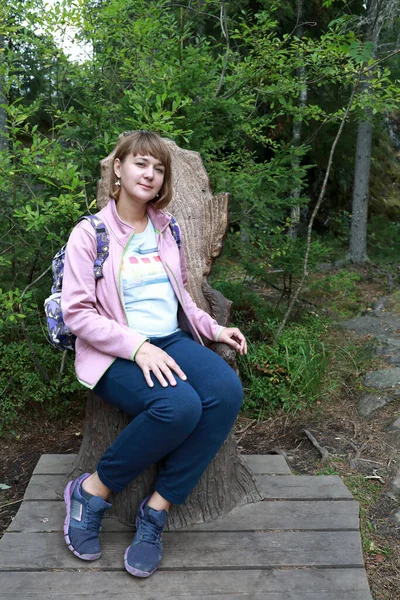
<box><xmin>218</xmin><ymin>327</ymin><xmax>247</xmax><ymax>355</ymax></box>
<box><xmin>135</xmin><ymin>342</ymin><xmax>187</xmax><ymax>388</ymax></box>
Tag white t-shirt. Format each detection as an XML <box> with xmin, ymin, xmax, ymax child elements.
<box><xmin>121</xmin><ymin>217</ymin><xmax>180</xmax><ymax>337</ymax></box>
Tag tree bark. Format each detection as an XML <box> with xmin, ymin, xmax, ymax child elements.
<box><xmin>348</xmin><ymin>113</ymin><xmax>373</xmax><ymax>263</ymax></box>
<box><xmin>347</xmin><ymin>0</ymin><xmax>397</xmax><ymax>263</ymax></box>
<box><xmin>289</xmin><ymin>0</ymin><xmax>307</xmax><ymax>238</ymax></box>
<box><xmin>0</xmin><ymin>35</ymin><xmax>8</xmax><ymax>153</ymax></box>
<box><xmin>70</xmin><ymin>138</ymin><xmax>263</xmax><ymax>530</ymax></box>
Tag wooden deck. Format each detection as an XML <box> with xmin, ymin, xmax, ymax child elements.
<box><xmin>0</xmin><ymin>454</ymin><xmax>373</xmax><ymax>599</ymax></box>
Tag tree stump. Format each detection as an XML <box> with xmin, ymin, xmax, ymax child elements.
<box><xmin>70</xmin><ymin>139</ymin><xmax>263</xmax><ymax>530</ymax></box>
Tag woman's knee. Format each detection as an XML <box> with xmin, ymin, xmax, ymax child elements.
<box><xmin>227</xmin><ymin>373</ymin><xmax>244</xmax><ymax>409</ymax></box>
<box><xmin>148</xmin><ymin>385</ymin><xmax>202</xmax><ymax>432</ymax></box>
<box><xmin>213</xmin><ymin>370</ymin><xmax>243</xmax><ymax>416</ymax></box>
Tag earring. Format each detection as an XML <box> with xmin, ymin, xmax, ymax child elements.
<box><xmin>115</xmin><ymin>178</ymin><xmax>121</xmax><ymax>187</ymax></box>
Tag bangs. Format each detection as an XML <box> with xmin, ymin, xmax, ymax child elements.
<box><xmin>119</xmin><ymin>131</ymin><xmax>170</xmax><ymax>167</ymax></box>
<box><xmin>132</xmin><ymin>137</ymin><xmax>169</xmax><ymax>166</ymax></box>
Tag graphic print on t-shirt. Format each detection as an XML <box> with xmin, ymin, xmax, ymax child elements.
<box><xmin>122</xmin><ymin>246</ymin><xmax>170</xmax><ymax>288</ymax></box>
<box><xmin>121</xmin><ymin>218</ymin><xmax>179</xmax><ymax>337</ymax></box>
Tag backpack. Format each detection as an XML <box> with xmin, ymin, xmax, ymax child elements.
<box><xmin>44</xmin><ymin>214</ymin><xmax>181</xmax><ymax>351</ymax></box>
<box><xmin>44</xmin><ymin>215</ymin><xmax>110</xmax><ymax>351</ymax></box>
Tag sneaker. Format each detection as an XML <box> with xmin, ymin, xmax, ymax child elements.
<box><xmin>63</xmin><ymin>473</ymin><xmax>111</xmax><ymax>561</ymax></box>
<box><xmin>124</xmin><ymin>496</ymin><xmax>168</xmax><ymax>577</ymax></box>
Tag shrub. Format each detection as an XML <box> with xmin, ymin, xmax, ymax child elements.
<box><xmin>0</xmin><ymin>335</ymin><xmax>86</xmax><ymax>436</ymax></box>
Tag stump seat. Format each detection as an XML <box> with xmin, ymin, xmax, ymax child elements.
<box><xmin>69</xmin><ymin>139</ymin><xmax>262</xmax><ymax>530</ymax></box>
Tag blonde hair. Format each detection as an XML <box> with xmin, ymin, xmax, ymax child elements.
<box><xmin>110</xmin><ymin>130</ymin><xmax>172</xmax><ymax>210</ymax></box>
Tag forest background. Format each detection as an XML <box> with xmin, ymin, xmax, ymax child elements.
<box><xmin>0</xmin><ymin>0</ymin><xmax>400</xmax><ymax>436</ymax></box>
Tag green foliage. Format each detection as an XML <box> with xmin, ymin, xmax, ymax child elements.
<box><xmin>0</xmin><ymin>288</ymin><xmax>31</xmax><ymax>324</ymax></box>
<box><xmin>212</xmin><ymin>275</ymin><xmax>379</xmax><ymax>419</ymax></box>
<box><xmin>249</xmin><ymin>231</ymin><xmax>331</xmax><ymax>283</ymax></box>
<box><xmin>212</xmin><ymin>281</ymin><xmax>331</xmax><ymax>417</ymax></box>
<box><xmin>239</xmin><ymin>328</ymin><xmax>330</xmax><ymax>417</ymax></box>
<box><xmin>212</xmin><ymin>279</ymin><xmax>282</xmax><ymax>340</ymax></box>
<box><xmin>0</xmin><ymin>330</ymin><xmax>86</xmax><ymax>436</ymax></box>
<box><xmin>0</xmin><ymin>0</ymin><xmax>399</xmax><ymax>432</ymax></box>
<box><xmin>368</xmin><ymin>216</ymin><xmax>400</xmax><ymax>262</ymax></box>
<box><xmin>306</xmin><ymin>269</ymin><xmax>362</xmax><ymax>317</ymax></box>
<box><xmin>5</xmin><ymin>101</ymin><xmax>86</xmax><ymax>239</ymax></box>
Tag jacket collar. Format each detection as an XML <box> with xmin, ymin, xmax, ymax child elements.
<box><xmin>103</xmin><ymin>199</ymin><xmax>172</xmax><ymax>238</ymax></box>
<box><xmin>147</xmin><ymin>202</ymin><xmax>172</xmax><ymax>232</ymax></box>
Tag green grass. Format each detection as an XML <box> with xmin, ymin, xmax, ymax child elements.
<box><xmin>210</xmin><ymin>278</ymin><xmax>381</xmax><ymax>420</ymax></box>
<box><xmin>316</xmin><ymin>461</ymin><xmax>392</xmax><ymax>558</ymax></box>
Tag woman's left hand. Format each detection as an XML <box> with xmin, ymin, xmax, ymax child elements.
<box><xmin>218</xmin><ymin>327</ymin><xmax>247</xmax><ymax>355</ymax></box>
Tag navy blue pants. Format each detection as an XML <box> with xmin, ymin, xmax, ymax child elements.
<box><xmin>93</xmin><ymin>331</ymin><xmax>243</xmax><ymax>504</ymax></box>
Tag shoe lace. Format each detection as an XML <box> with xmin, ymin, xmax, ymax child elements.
<box><xmin>85</xmin><ymin>505</ymin><xmax>106</xmax><ymax>532</ymax></box>
<box><xmin>140</xmin><ymin>517</ymin><xmax>163</xmax><ymax>544</ymax></box>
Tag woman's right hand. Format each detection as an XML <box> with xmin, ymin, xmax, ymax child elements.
<box><xmin>134</xmin><ymin>342</ymin><xmax>187</xmax><ymax>388</ymax></box>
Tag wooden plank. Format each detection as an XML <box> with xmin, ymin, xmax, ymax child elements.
<box><xmin>24</xmin><ymin>475</ymin><xmax>66</xmax><ymax>501</ymax></box>
<box><xmin>0</xmin><ymin>569</ymin><xmax>372</xmax><ymax>599</ymax></box>
<box><xmin>244</xmin><ymin>454</ymin><xmax>292</xmax><ymax>475</ymax></box>
<box><xmin>0</xmin><ymin>530</ymin><xmax>365</xmax><ymax>569</ymax></box>
<box><xmin>8</xmin><ymin>499</ymin><xmax>360</xmax><ymax>533</ymax></box>
<box><xmin>258</xmin><ymin>475</ymin><xmax>353</xmax><ymax>500</ymax></box>
<box><xmin>25</xmin><ymin>473</ymin><xmax>354</xmax><ymax>501</ymax></box>
<box><xmin>33</xmin><ymin>453</ymin><xmax>292</xmax><ymax>476</ymax></box>
<box><xmin>7</xmin><ymin>501</ymin><xmax>131</xmax><ymax>533</ymax></box>
<box><xmin>189</xmin><ymin>499</ymin><xmax>359</xmax><ymax>531</ymax></box>
<box><xmin>33</xmin><ymin>454</ymin><xmax>76</xmax><ymax>475</ymax></box>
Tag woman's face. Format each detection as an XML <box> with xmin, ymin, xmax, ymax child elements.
<box><xmin>114</xmin><ymin>153</ymin><xmax>165</xmax><ymax>206</ymax></box>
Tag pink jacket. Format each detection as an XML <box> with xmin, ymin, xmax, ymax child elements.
<box><xmin>61</xmin><ymin>199</ymin><xmax>224</xmax><ymax>388</ymax></box>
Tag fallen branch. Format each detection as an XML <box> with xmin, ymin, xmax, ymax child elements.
<box><xmin>348</xmin><ymin>438</ymin><xmax>370</xmax><ymax>469</ymax></box>
<box><xmin>303</xmin><ymin>429</ymin><xmax>330</xmax><ymax>461</ymax></box>
<box><xmin>365</xmin><ymin>472</ymin><xmax>385</xmax><ymax>484</ymax></box>
<box><xmin>271</xmin><ymin>448</ymin><xmax>289</xmax><ymax>460</ymax></box>
<box><xmin>0</xmin><ymin>498</ymin><xmax>23</xmax><ymax>511</ymax></box>
<box><xmin>237</xmin><ymin>419</ymin><xmax>257</xmax><ymax>443</ymax></box>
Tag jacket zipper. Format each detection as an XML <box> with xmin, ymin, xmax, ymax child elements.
<box><xmin>164</xmin><ymin>261</ymin><xmax>204</xmax><ymax>345</ymax></box>
<box><xmin>165</xmin><ymin>261</ymin><xmax>184</xmax><ymax>305</ymax></box>
<box><xmin>118</xmin><ymin>230</ymin><xmax>136</xmax><ymax>323</ymax></box>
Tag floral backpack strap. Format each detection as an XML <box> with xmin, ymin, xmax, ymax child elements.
<box><xmin>78</xmin><ymin>215</ymin><xmax>110</xmax><ymax>279</ymax></box>
<box><xmin>169</xmin><ymin>216</ymin><xmax>181</xmax><ymax>249</ymax></box>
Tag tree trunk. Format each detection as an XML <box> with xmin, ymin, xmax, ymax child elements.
<box><xmin>348</xmin><ymin>0</ymin><xmax>392</xmax><ymax>263</ymax></box>
<box><xmin>69</xmin><ymin>138</ymin><xmax>263</xmax><ymax>530</ymax></box>
<box><xmin>348</xmin><ymin>113</ymin><xmax>373</xmax><ymax>263</ymax></box>
<box><xmin>0</xmin><ymin>35</ymin><xmax>8</xmax><ymax>153</ymax></box>
<box><xmin>289</xmin><ymin>0</ymin><xmax>307</xmax><ymax>238</ymax></box>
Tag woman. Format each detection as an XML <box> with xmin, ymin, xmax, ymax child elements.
<box><xmin>61</xmin><ymin>130</ymin><xmax>246</xmax><ymax>578</ymax></box>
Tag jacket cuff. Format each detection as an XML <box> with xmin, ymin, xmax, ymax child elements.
<box><xmin>131</xmin><ymin>338</ymin><xmax>149</xmax><ymax>361</ymax></box>
<box><xmin>215</xmin><ymin>327</ymin><xmax>226</xmax><ymax>342</ymax></box>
